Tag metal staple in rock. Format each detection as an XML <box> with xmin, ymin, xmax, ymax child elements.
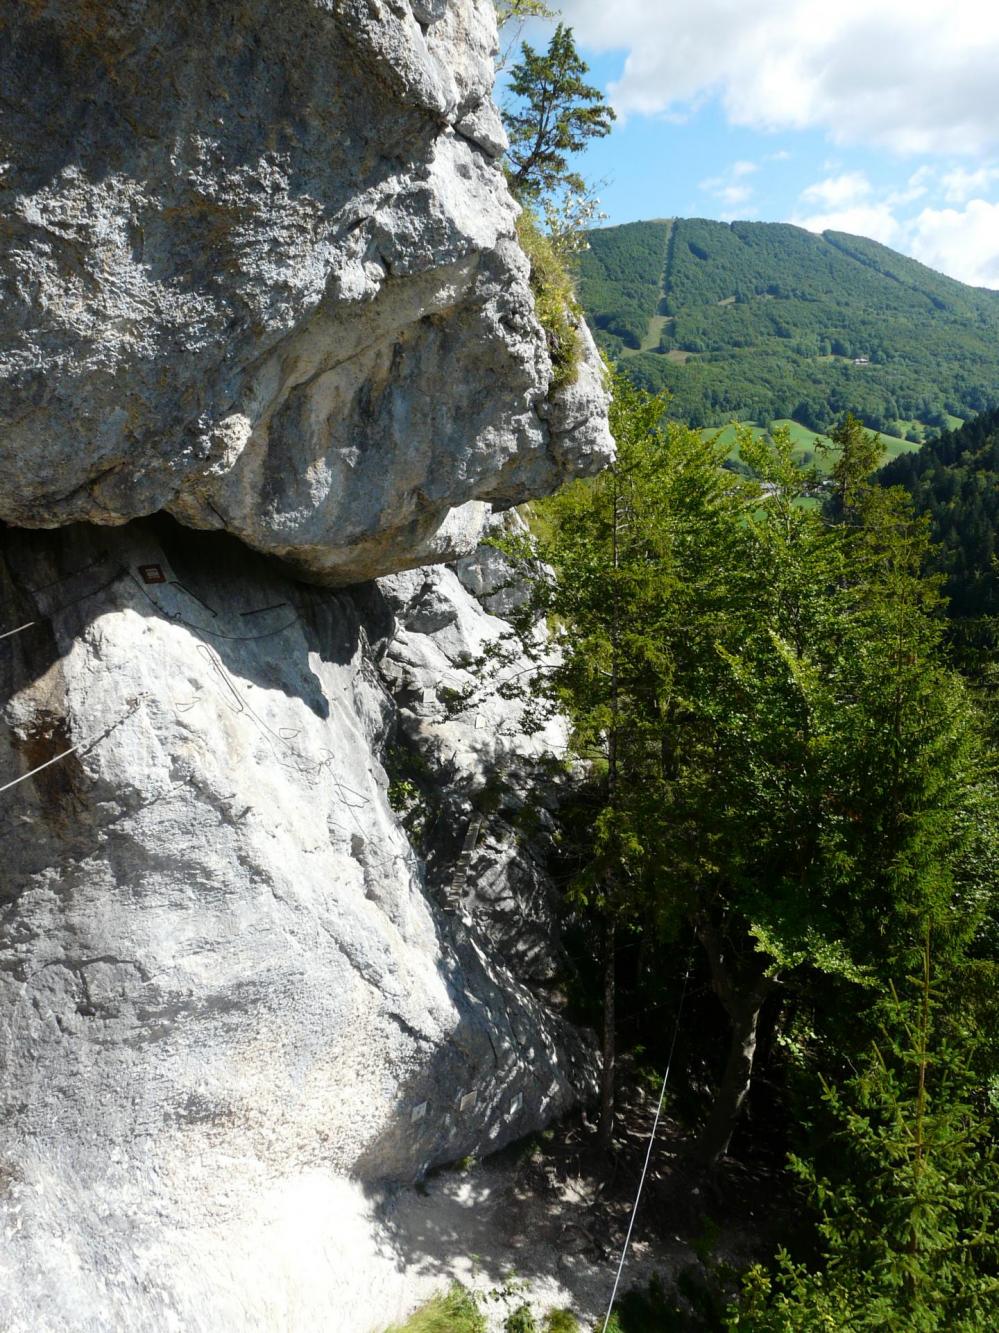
<box><xmin>443</xmin><ymin>814</ymin><xmax>483</xmax><ymax>912</ymax></box>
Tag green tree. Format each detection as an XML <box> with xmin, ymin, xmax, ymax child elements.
<box><xmin>732</xmin><ymin>936</ymin><xmax>999</xmax><ymax>1331</ymax></box>
<box><xmin>678</xmin><ymin>421</ymin><xmax>991</xmax><ymax>1165</ymax></box>
<box><xmin>495</xmin><ymin>0</ymin><xmax>554</xmax><ymax>26</ymax></box>
<box><xmin>503</xmin><ymin>24</ymin><xmax>615</xmax><ymax>202</ymax></box>
<box><xmin>514</xmin><ymin>379</ymin><xmax>752</xmax><ymax>1146</ymax></box>
<box><xmin>517</xmin><ymin>391</ymin><xmax>993</xmax><ymax>1165</ymax></box>
<box><xmin>494</xmin><ymin>0</ymin><xmax>556</xmax><ymax>74</ymax></box>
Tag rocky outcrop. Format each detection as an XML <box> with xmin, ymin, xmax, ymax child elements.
<box><xmin>380</xmin><ymin>512</ymin><xmax>570</xmax><ymax>979</ymax></box>
<box><xmin>0</xmin><ymin>1</ymin><xmax>613</xmax><ymax>1326</ymax></box>
<box><xmin>0</xmin><ymin>0</ymin><xmax>612</xmax><ymax>583</ymax></box>
<box><xmin>0</xmin><ymin>517</ymin><xmax>595</xmax><ymax>1329</ymax></box>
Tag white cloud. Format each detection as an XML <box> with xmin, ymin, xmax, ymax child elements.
<box><xmin>789</xmin><ymin>183</ymin><xmax>999</xmax><ymax>288</ymax></box>
<box><xmin>558</xmin><ymin>0</ymin><xmax>999</xmax><ymax>155</ymax></box>
<box><xmin>700</xmin><ymin>160</ymin><xmax>759</xmax><ymax>212</ymax></box>
<box><xmin>701</xmin><ymin>180</ymin><xmax>753</xmax><ymax>207</ymax></box>
<box><xmin>885</xmin><ymin>166</ymin><xmax>933</xmax><ymax>207</ymax></box>
<box><xmin>909</xmin><ymin>200</ymin><xmax>999</xmax><ymax>286</ymax></box>
<box><xmin>940</xmin><ymin>164</ymin><xmax>999</xmax><ymax>203</ymax></box>
<box><xmin>791</xmin><ymin>204</ymin><xmax>902</xmax><ymax>247</ymax></box>
<box><xmin>800</xmin><ymin>171</ymin><xmax>872</xmax><ymax>208</ymax></box>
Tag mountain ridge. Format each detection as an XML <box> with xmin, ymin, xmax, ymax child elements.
<box><xmin>578</xmin><ymin>217</ymin><xmax>999</xmax><ymax>437</ymax></box>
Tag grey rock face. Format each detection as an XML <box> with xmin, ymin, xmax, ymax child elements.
<box><xmin>379</xmin><ymin>525</ymin><xmax>570</xmax><ymax>980</ymax></box>
<box><xmin>454</xmin><ymin>507</ymin><xmax>540</xmax><ymax>617</ymax></box>
<box><xmin>0</xmin><ymin>519</ymin><xmax>595</xmax><ymax>1329</ymax></box>
<box><xmin>0</xmin><ymin>0</ymin><xmax>612</xmax><ymax>584</ymax></box>
<box><xmin>0</xmin><ymin>3</ymin><xmax>613</xmax><ymax>1323</ymax></box>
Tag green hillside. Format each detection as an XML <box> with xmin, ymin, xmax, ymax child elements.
<box><xmin>705</xmin><ymin>417</ymin><xmax>917</xmax><ymax>476</ymax></box>
<box><xmin>578</xmin><ymin>218</ymin><xmax>999</xmax><ymax>435</ymax></box>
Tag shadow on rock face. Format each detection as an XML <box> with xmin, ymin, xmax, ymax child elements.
<box><xmin>352</xmin><ymin>911</ymin><xmax>597</xmax><ymax>1185</ymax></box>
<box><xmin>0</xmin><ymin>513</ymin><xmax>389</xmax><ymax>889</ymax></box>
<box><xmin>0</xmin><ymin>515</ymin><xmax>375</xmax><ymax>723</ymax></box>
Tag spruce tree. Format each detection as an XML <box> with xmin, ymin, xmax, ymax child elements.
<box><xmin>513</xmin><ymin>394</ymin><xmax>994</xmax><ymax>1166</ymax></box>
<box><xmin>732</xmin><ymin>936</ymin><xmax>999</xmax><ymax>1331</ymax></box>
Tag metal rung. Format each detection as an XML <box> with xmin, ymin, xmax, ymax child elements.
<box><xmin>443</xmin><ymin>816</ymin><xmax>485</xmax><ymax>912</ymax></box>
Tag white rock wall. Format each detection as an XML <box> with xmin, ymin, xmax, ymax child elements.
<box><xmin>0</xmin><ymin>2</ymin><xmax>613</xmax><ymax>1324</ymax></box>
<box><xmin>0</xmin><ymin>518</ymin><xmax>595</xmax><ymax>1329</ymax></box>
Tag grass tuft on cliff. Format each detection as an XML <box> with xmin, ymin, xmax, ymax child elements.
<box><xmin>516</xmin><ymin>207</ymin><xmax>582</xmax><ymax>391</ymax></box>
<box><xmin>385</xmin><ymin>1283</ymin><xmax>486</xmax><ymax>1333</ymax></box>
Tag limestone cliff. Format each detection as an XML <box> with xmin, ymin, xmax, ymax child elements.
<box><xmin>0</xmin><ymin>518</ymin><xmax>595</xmax><ymax>1329</ymax></box>
<box><xmin>0</xmin><ymin>0</ymin><xmax>611</xmax><ymax>582</ymax></box>
<box><xmin>0</xmin><ymin>2</ymin><xmax>611</xmax><ymax>1327</ymax></box>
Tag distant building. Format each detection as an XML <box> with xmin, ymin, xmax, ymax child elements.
<box><xmin>853</xmin><ymin>356</ymin><xmax>870</xmax><ymax>365</ymax></box>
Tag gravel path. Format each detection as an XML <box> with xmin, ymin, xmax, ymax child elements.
<box><xmin>363</xmin><ymin>1134</ymin><xmax>690</xmax><ymax>1331</ymax></box>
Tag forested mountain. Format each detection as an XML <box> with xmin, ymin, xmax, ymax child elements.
<box><xmin>881</xmin><ymin>405</ymin><xmax>999</xmax><ymax>623</ymax></box>
<box><xmin>578</xmin><ymin>218</ymin><xmax>999</xmax><ymax>435</ymax></box>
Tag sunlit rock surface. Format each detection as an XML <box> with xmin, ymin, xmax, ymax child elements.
<box><xmin>0</xmin><ymin>2</ymin><xmax>612</xmax><ymax>1325</ymax></box>
<box><xmin>0</xmin><ymin>0</ymin><xmax>611</xmax><ymax>583</ymax></box>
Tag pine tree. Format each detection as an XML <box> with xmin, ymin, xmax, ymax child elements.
<box><xmin>503</xmin><ymin>25</ymin><xmax>615</xmax><ymax>202</ymax></box>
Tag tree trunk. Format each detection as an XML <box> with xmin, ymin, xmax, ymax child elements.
<box><xmin>694</xmin><ymin>916</ymin><xmax>775</xmax><ymax>1168</ymax></box>
<box><xmin>598</xmin><ymin>913</ymin><xmax>616</xmax><ymax>1152</ymax></box>
<box><xmin>695</xmin><ymin>994</ymin><xmax>764</xmax><ymax>1167</ymax></box>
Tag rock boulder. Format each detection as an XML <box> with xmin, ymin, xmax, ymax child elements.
<box><xmin>0</xmin><ymin>0</ymin><xmax>611</xmax><ymax>583</ymax></box>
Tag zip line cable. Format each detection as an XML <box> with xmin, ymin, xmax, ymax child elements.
<box><xmin>0</xmin><ymin>622</ymin><xmax>37</xmax><ymax>642</ymax></box>
<box><xmin>0</xmin><ymin>740</ymin><xmax>90</xmax><ymax>796</ymax></box>
<box><xmin>0</xmin><ymin>568</ymin><xmax>126</xmax><ymax>643</ymax></box>
<box><xmin>600</xmin><ymin>961</ymin><xmax>692</xmax><ymax>1333</ymax></box>
<box><xmin>0</xmin><ymin>698</ymin><xmax>144</xmax><ymax>799</ymax></box>
<box><xmin>0</xmin><ymin>555</ymin><xmax>432</xmax><ymax>882</ymax></box>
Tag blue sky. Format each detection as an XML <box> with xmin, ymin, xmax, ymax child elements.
<box><xmin>508</xmin><ymin>1</ymin><xmax>999</xmax><ymax>288</ymax></box>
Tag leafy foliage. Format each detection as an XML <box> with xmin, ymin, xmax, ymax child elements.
<box><xmin>505</xmin><ymin>1304</ymin><xmax>539</xmax><ymax>1333</ymax></box>
<box><xmin>731</xmin><ymin>941</ymin><xmax>999</xmax><ymax>1331</ymax></box>
<box><xmin>500</xmin><ymin>24</ymin><xmax>614</xmax><ymax>392</ymax></box>
<box><xmin>880</xmin><ymin>405</ymin><xmax>999</xmax><ymax>624</ymax></box>
<box><xmin>577</xmin><ymin>219</ymin><xmax>999</xmax><ymax>433</ymax></box>
<box><xmin>495</xmin><ymin>0</ymin><xmax>554</xmax><ymax>27</ymax></box>
<box><xmin>507</xmin><ymin>386</ymin><xmax>995</xmax><ymax>1167</ymax></box>
<box><xmin>542</xmin><ymin>1311</ymin><xmax>581</xmax><ymax>1333</ymax></box>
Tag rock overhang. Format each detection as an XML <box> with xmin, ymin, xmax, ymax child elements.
<box><xmin>0</xmin><ymin>0</ymin><xmax>612</xmax><ymax>586</ymax></box>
